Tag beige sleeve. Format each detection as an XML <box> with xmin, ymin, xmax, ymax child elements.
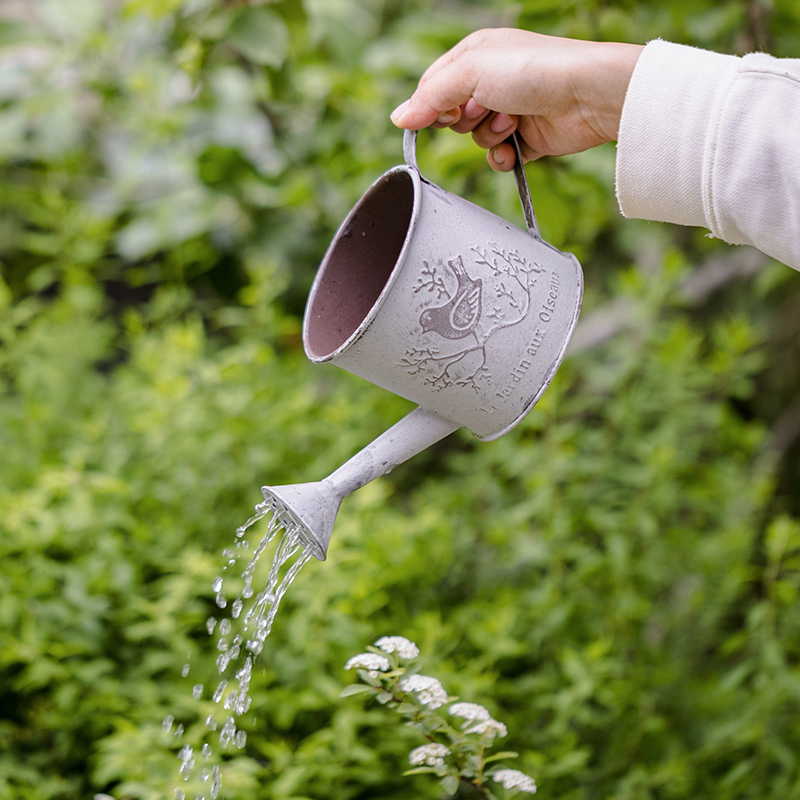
<box><xmin>616</xmin><ymin>39</ymin><xmax>800</xmax><ymax>271</ymax></box>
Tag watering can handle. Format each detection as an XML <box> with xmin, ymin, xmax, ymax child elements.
<box><xmin>402</xmin><ymin>128</ymin><xmax>542</xmax><ymax>241</ymax></box>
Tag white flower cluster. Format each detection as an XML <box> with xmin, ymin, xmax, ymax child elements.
<box><xmin>492</xmin><ymin>768</ymin><xmax>537</xmax><ymax>793</ymax></box>
<box><xmin>344</xmin><ymin>653</ymin><xmax>390</xmax><ymax>674</ymax></box>
<box><xmin>468</xmin><ymin>718</ymin><xmax>508</xmax><ymax>737</ymax></box>
<box><xmin>399</xmin><ymin>674</ymin><xmax>448</xmax><ymax>709</ymax></box>
<box><xmin>408</xmin><ymin>743</ymin><xmax>451</xmax><ymax>767</ymax></box>
<box><xmin>449</xmin><ymin>702</ymin><xmax>507</xmax><ymax>738</ymax></box>
<box><xmin>449</xmin><ymin>702</ymin><xmax>491</xmax><ymax>721</ymax></box>
<box><xmin>375</xmin><ymin>635</ymin><xmax>420</xmax><ymax>659</ymax></box>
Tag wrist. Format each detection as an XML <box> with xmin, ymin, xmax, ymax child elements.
<box><xmin>579</xmin><ymin>41</ymin><xmax>644</xmax><ymax>142</ymax></box>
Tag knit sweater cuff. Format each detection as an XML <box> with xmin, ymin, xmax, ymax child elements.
<box><xmin>615</xmin><ymin>40</ymin><xmax>740</xmax><ymax>228</ymax></box>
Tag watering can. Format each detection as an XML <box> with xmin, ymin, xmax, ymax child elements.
<box><xmin>262</xmin><ymin>130</ymin><xmax>583</xmax><ymax>561</ymax></box>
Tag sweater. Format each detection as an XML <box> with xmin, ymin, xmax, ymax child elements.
<box><xmin>616</xmin><ymin>39</ymin><xmax>800</xmax><ymax>271</ymax></box>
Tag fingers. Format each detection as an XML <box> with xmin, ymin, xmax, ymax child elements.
<box><xmin>390</xmin><ymin>46</ymin><xmax>483</xmax><ymax>130</ymax></box>
<box><xmin>391</xmin><ymin>90</ymin><xmax>523</xmax><ymax>173</ymax></box>
<box><xmin>471</xmin><ymin>111</ymin><xmax>516</xmax><ymax>145</ymax></box>
<box><xmin>487</xmin><ymin>141</ymin><xmax>517</xmax><ymax>172</ymax></box>
<box><xmin>488</xmin><ymin>136</ymin><xmax>543</xmax><ymax>172</ymax></box>
<box><xmin>430</xmin><ymin>107</ymin><xmax>462</xmax><ymax>129</ymax></box>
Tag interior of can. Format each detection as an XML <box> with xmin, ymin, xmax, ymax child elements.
<box><xmin>304</xmin><ymin>169</ymin><xmax>415</xmax><ymax>360</ymax></box>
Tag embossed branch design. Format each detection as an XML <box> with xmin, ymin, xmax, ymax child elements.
<box><xmin>400</xmin><ymin>346</ymin><xmax>488</xmax><ymax>392</ymax></box>
<box><xmin>399</xmin><ymin>347</ymin><xmax>442</xmax><ymax>376</ymax></box>
<box><xmin>496</xmin><ymin>281</ymin><xmax>521</xmax><ymax>312</ymax></box>
<box><xmin>414</xmin><ymin>260</ymin><xmax>449</xmax><ymax>300</ymax></box>
<box><xmin>470</xmin><ymin>243</ymin><xmax>544</xmax><ymax>325</ymax></box>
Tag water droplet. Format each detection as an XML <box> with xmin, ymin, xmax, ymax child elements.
<box><xmin>219</xmin><ymin>619</ymin><xmax>231</xmax><ymax>636</ymax></box>
<box><xmin>212</xmin><ymin>576</ymin><xmax>223</xmax><ymax>593</ymax></box>
<box><xmin>175</xmin><ymin>789</ymin><xmax>185</xmax><ymax>800</ymax></box>
<box><xmin>178</xmin><ymin>744</ymin><xmax>195</xmax><ymax>778</ymax></box>
<box><xmin>215</xmin><ymin>591</ymin><xmax>227</xmax><ymax>609</ymax></box>
<box><xmin>192</xmin><ymin>684</ymin><xmax>203</xmax><ymax>699</ymax></box>
<box><xmin>202</xmin><ymin>743</ymin><xmax>212</xmax><ymax>760</ymax></box>
<box><xmin>206</xmin><ymin>617</ymin><xmax>217</xmax><ymax>635</ymax></box>
<box><xmin>235</xmin><ymin>693</ymin><xmax>252</xmax><ymax>715</ymax></box>
<box><xmin>219</xmin><ymin>716</ymin><xmax>236</xmax><ymax>748</ymax></box>
<box><xmin>174</xmin><ymin>723</ymin><xmax>184</xmax><ymax>737</ymax></box>
<box><xmin>235</xmin><ymin>730</ymin><xmax>247</xmax><ymax>749</ymax></box>
<box><xmin>216</xmin><ymin>652</ymin><xmax>230</xmax><ymax>673</ymax></box>
<box><xmin>213</xmin><ymin>680</ymin><xmax>228</xmax><ymax>703</ymax></box>
<box><xmin>231</xmin><ymin>598</ymin><xmax>243</xmax><ymax>618</ymax></box>
<box><xmin>205</xmin><ymin>714</ymin><xmax>217</xmax><ymax>731</ymax></box>
<box><xmin>210</xmin><ymin>765</ymin><xmax>222</xmax><ymax>799</ymax></box>
<box><xmin>163</xmin><ymin>714</ymin><xmax>174</xmax><ymax>733</ymax></box>
<box><xmin>181</xmin><ymin>663</ymin><xmax>190</xmax><ymax>678</ymax></box>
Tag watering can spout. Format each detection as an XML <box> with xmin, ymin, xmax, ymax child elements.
<box><xmin>261</xmin><ymin>481</ymin><xmax>342</xmax><ymax>562</ymax></box>
<box><xmin>261</xmin><ymin>407</ymin><xmax>459</xmax><ymax>561</ymax></box>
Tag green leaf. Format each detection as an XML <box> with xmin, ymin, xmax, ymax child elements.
<box><xmin>228</xmin><ymin>7</ymin><xmax>289</xmax><ymax>67</ymax></box>
<box><xmin>484</xmin><ymin>751</ymin><xmax>519</xmax><ymax>764</ymax></box>
<box><xmin>442</xmin><ymin>774</ymin><xmax>459</xmax><ymax>794</ymax></box>
<box><xmin>383</xmin><ymin>669</ymin><xmax>406</xmax><ymax>678</ymax></box>
<box><xmin>420</xmin><ymin>715</ymin><xmax>446</xmax><ymax>733</ymax></box>
<box><xmin>339</xmin><ymin>684</ymin><xmax>375</xmax><ymax>698</ymax></box>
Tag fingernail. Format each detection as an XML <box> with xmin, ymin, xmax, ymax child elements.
<box><xmin>464</xmin><ymin>99</ymin><xmax>486</xmax><ymax>119</ymax></box>
<box><xmin>390</xmin><ymin>99</ymin><xmax>410</xmax><ymax>124</ymax></box>
<box><xmin>491</xmin><ymin>113</ymin><xmax>513</xmax><ymax>133</ymax></box>
<box><xmin>436</xmin><ymin>111</ymin><xmax>458</xmax><ymax>125</ymax></box>
<box><xmin>491</xmin><ymin>147</ymin><xmax>505</xmax><ymax>165</ymax></box>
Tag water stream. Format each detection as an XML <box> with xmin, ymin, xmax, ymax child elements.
<box><xmin>166</xmin><ymin>499</ymin><xmax>314</xmax><ymax>799</ymax></box>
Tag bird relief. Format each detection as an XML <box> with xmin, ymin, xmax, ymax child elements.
<box><xmin>399</xmin><ymin>243</ymin><xmax>547</xmax><ymax>392</ymax></box>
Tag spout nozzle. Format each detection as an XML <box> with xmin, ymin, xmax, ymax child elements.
<box><xmin>262</xmin><ymin>409</ymin><xmax>459</xmax><ymax>562</ymax></box>
<box><xmin>261</xmin><ymin>481</ymin><xmax>342</xmax><ymax>561</ymax></box>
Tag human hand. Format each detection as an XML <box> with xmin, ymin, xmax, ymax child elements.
<box><xmin>390</xmin><ymin>29</ymin><xmax>643</xmax><ymax>171</ymax></box>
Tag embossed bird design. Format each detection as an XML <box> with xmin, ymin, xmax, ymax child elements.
<box><xmin>419</xmin><ymin>256</ymin><xmax>482</xmax><ymax>340</ymax></box>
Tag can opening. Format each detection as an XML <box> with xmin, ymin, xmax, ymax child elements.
<box><xmin>304</xmin><ymin>170</ymin><xmax>415</xmax><ymax>360</ymax></box>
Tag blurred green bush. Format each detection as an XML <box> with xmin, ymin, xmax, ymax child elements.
<box><xmin>1</xmin><ymin>1</ymin><xmax>800</xmax><ymax>798</ymax></box>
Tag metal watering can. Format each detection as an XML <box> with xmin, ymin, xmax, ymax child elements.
<box><xmin>262</xmin><ymin>130</ymin><xmax>583</xmax><ymax>561</ymax></box>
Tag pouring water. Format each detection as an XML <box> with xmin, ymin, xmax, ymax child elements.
<box><xmin>168</xmin><ymin>504</ymin><xmax>314</xmax><ymax>798</ymax></box>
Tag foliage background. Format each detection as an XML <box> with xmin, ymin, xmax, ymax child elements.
<box><xmin>1</xmin><ymin>0</ymin><xmax>800</xmax><ymax>798</ymax></box>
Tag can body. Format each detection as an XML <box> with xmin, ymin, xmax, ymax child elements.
<box><xmin>303</xmin><ymin>166</ymin><xmax>582</xmax><ymax>441</ymax></box>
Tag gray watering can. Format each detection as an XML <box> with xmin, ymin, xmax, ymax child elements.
<box><xmin>262</xmin><ymin>130</ymin><xmax>583</xmax><ymax>561</ymax></box>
